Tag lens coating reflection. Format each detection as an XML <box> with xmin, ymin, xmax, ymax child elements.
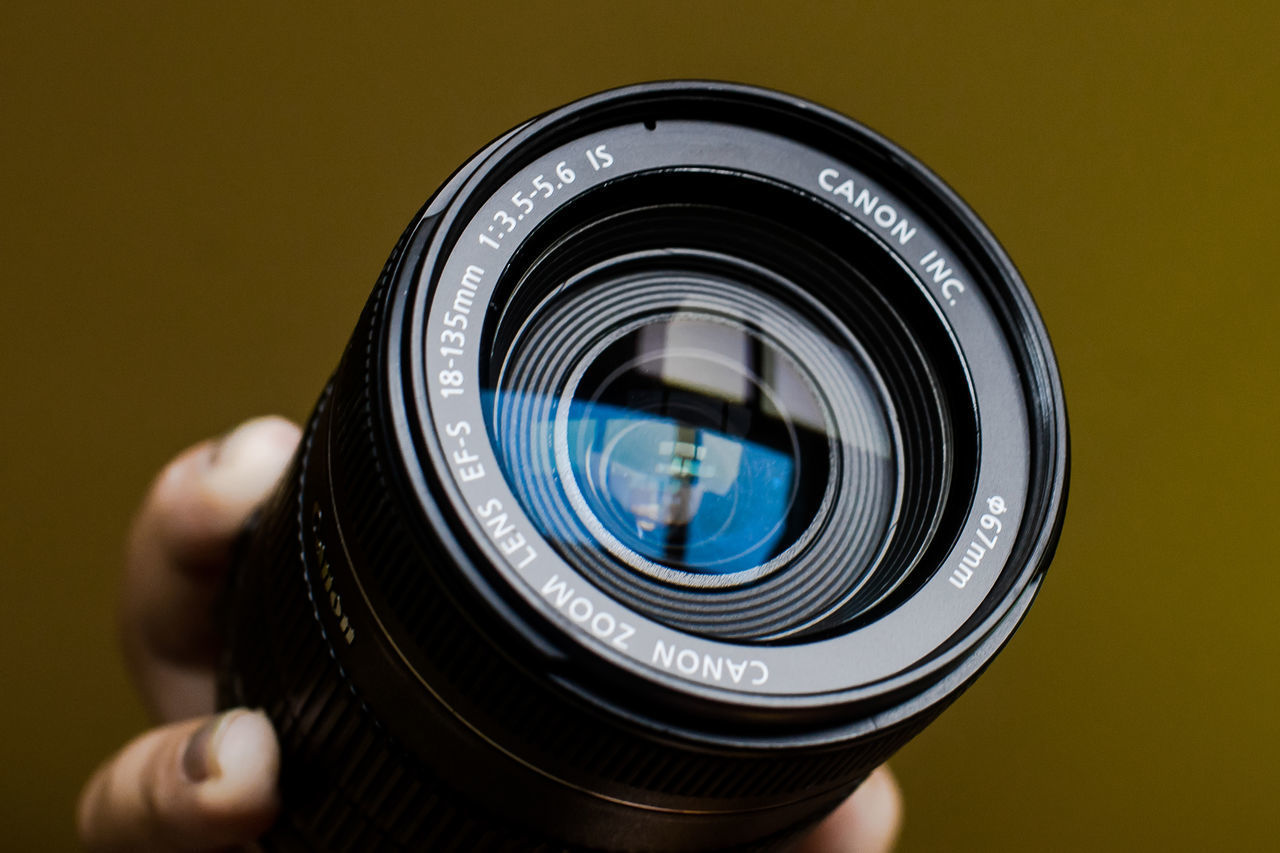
<box><xmin>562</xmin><ymin>316</ymin><xmax>828</xmax><ymax>574</ymax></box>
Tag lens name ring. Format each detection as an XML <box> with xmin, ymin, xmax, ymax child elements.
<box><xmin>403</xmin><ymin>98</ymin><xmax>1048</xmax><ymax>702</ymax></box>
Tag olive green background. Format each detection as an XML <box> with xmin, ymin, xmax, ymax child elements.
<box><xmin>3</xmin><ymin>2</ymin><xmax>1276</xmax><ymax>850</ymax></box>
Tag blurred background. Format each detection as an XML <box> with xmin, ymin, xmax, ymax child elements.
<box><xmin>3</xmin><ymin>2</ymin><xmax>1276</xmax><ymax>850</ymax></box>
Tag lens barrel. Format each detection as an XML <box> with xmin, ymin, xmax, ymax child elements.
<box><xmin>219</xmin><ymin>81</ymin><xmax>1068</xmax><ymax>851</ymax></box>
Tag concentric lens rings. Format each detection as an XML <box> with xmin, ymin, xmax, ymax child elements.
<box><xmin>491</xmin><ymin>253</ymin><xmax>905</xmax><ymax>640</ymax></box>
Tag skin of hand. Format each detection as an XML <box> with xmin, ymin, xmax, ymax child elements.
<box><xmin>76</xmin><ymin>416</ymin><xmax>902</xmax><ymax>852</ymax></box>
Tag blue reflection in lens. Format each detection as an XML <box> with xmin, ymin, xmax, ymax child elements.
<box><xmin>565</xmin><ymin>400</ymin><xmax>794</xmax><ymax>574</ymax></box>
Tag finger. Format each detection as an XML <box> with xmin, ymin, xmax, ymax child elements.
<box><xmin>77</xmin><ymin>708</ymin><xmax>280</xmax><ymax>853</ymax></box>
<box><xmin>122</xmin><ymin>416</ymin><xmax>300</xmax><ymax>721</ymax></box>
<box><xmin>795</xmin><ymin>765</ymin><xmax>902</xmax><ymax>853</ymax></box>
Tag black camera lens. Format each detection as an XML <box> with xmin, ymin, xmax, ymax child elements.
<box><xmin>220</xmin><ymin>81</ymin><xmax>1068</xmax><ymax>852</ymax></box>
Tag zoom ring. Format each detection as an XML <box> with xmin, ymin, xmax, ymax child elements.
<box><xmin>222</xmin><ymin>400</ymin><xmax>571</xmax><ymax>850</ymax></box>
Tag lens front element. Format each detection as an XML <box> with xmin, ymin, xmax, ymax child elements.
<box><xmin>496</xmin><ymin>265</ymin><xmax>901</xmax><ymax>590</ymax></box>
<box><xmin>562</xmin><ymin>312</ymin><xmax>834</xmax><ymax>577</ymax></box>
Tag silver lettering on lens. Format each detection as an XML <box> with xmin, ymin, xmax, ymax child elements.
<box><xmin>445</xmin><ymin>420</ymin><xmax>485</xmax><ymax>482</ymax></box>
<box><xmin>819</xmin><ymin>165</ymin><xmax>970</xmax><ymax>309</ymax></box>
<box><xmin>652</xmin><ymin>640</ymin><xmax>770</xmax><ymax>686</ymax></box>
<box><xmin>453</xmin><ymin>265</ymin><xmax>483</xmax><ymax>314</ymax></box>
<box><xmin>437</xmin><ymin>266</ymin><xmax>484</xmax><ymax>401</ymax></box>
<box><xmin>950</xmin><ymin>494</ymin><xmax>1008</xmax><ymax>589</ymax></box>
<box><xmin>540</xmin><ymin>574</ymin><xmax>636</xmax><ymax>650</ymax></box>
<box><xmin>918</xmin><ymin>250</ymin><xmax>967</xmax><ymax>307</ymax></box>
<box><xmin>475</xmin><ymin>498</ymin><xmax>538</xmax><ymax>569</ymax></box>
<box><xmin>816</xmin><ymin>168</ymin><xmax>917</xmax><ymax>245</ymax></box>
<box><xmin>312</xmin><ymin>503</ymin><xmax>356</xmax><ymax>644</ymax></box>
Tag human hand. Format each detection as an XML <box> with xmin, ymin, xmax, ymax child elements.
<box><xmin>77</xmin><ymin>416</ymin><xmax>901</xmax><ymax>852</ymax></box>
<box><xmin>76</xmin><ymin>416</ymin><xmax>299</xmax><ymax>851</ymax></box>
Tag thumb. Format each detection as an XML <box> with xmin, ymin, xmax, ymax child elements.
<box><xmin>77</xmin><ymin>709</ymin><xmax>280</xmax><ymax>852</ymax></box>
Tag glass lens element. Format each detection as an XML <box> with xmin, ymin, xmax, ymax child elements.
<box><xmin>491</xmin><ymin>262</ymin><xmax>902</xmax><ymax>624</ymax></box>
<box><xmin>560</xmin><ymin>315</ymin><xmax>830</xmax><ymax>574</ymax></box>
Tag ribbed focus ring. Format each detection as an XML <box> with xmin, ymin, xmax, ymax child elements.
<box><xmin>221</xmin><ymin>411</ymin><xmax>557</xmax><ymax>851</ymax></box>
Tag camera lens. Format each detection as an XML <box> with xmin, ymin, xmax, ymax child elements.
<box><xmin>220</xmin><ymin>81</ymin><xmax>1068</xmax><ymax>851</ymax></box>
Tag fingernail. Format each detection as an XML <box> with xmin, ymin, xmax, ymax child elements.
<box><xmin>183</xmin><ymin>709</ymin><xmax>275</xmax><ymax>785</ymax></box>
<box><xmin>204</xmin><ymin>417</ymin><xmax>299</xmax><ymax>503</ymax></box>
<box><xmin>182</xmin><ymin>710</ymin><xmax>244</xmax><ymax>782</ymax></box>
<box><xmin>213</xmin><ymin>708</ymin><xmax>277</xmax><ymax>783</ymax></box>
